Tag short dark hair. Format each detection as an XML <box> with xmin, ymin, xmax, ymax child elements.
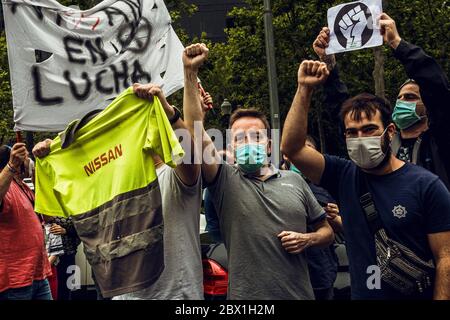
<box><xmin>0</xmin><ymin>145</ymin><xmax>11</xmax><ymax>169</ymax></box>
<box><xmin>306</xmin><ymin>135</ymin><xmax>318</xmax><ymax>149</ymax></box>
<box><xmin>229</xmin><ymin>108</ymin><xmax>271</xmax><ymax>137</ymax></box>
<box><xmin>340</xmin><ymin>93</ymin><xmax>392</xmax><ymax>128</ymax></box>
<box><xmin>399</xmin><ymin>79</ymin><xmax>417</xmax><ymax>90</ymax></box>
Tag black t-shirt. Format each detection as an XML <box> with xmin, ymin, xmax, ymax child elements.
<box><xmin>306</xmin><ymin>183</ymin><xmax>339</xmax><ymax>290</ymax></box>
<box><xmin>397</xmin><ymin>138</ymin><xmax>417</xmax><ymax>162</ymax></box>
<box><xmin>321</xmin><ymin>155</ymin><xmax>450</xmax><ymax>299</ymax></box>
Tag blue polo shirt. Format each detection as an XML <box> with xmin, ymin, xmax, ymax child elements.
<box><xmin>320</xmin><ymin>155</ymin><xmax>450</xmax><ymax>299</ymax></box>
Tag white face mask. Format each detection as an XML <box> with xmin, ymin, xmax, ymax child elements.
<box><xmin>346</xmin><ymin>128</ymin><xmax>389</xmax><ymax>169</ymax></box>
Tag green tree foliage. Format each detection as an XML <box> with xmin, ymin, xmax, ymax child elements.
<box><xmin>0</xmin><ymin>33</ymin><xmax>13</xmax><ymax>144</ymax></box>
<box><xmin>0</xmin><ymin>0</ymin><xmax>448</xmax><ymax>152</ymax></box>
<box><xmin>198</xmin><ymin>0</ymin><xmax>449</xmax><ymax>155</ymax></box>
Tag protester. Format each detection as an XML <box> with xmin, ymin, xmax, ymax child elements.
<box><xmin>281</xmin><ymin>59</ymin><xmax>450</xmax><ymax>300</ymax></box>
<box><xmin>204</xmin><ymin>149</ymin><xmax>233</xmax><ymax>243</ymax></box>
<box><xmin>182</xmin><ymin>43</ymin><xmax>334</xmax><ymax>300</ymax></box>
<box><xmin>313</xmin><ymin>13</ymin><xmax>450</xmax><ymax>190</ymax></box>
<box><xmin>0</xmin><ymin>144</ymin><xmax>52</xmax><ymax>300</ymax></box>
<box><xmin>282</xmin><ymin>135</ymin><xmax>340</xmax><ymax>300</ymax></box>
<box><xmin>115</xmin><ymin>83</ymin><xmax>202</xmax><ymax>300</ymax></box>
<box><xmin>47</xmin><ymin>217</ymin><xmax>81</xmax><ymax>300</ymax></box>
<box><xmin>43</xmin><ymin>218</ymin><xmax>63</xmax><ymax>300</ymax></box>
<box><xmin>33</xmin><ymin>82</ymin><xmax>206</xmax><ymax>300</ymax></box>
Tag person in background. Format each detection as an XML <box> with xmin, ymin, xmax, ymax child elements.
<box><xmin>0</xmin><ymin>144</ymin><xmax>52</xmax><ymax>300</ymax></box>
<box><xmin>313</xmin><ymin>13</ymin><xmax>450</xmax><ymax>190</ymax></box>
<box><xmin>204</xmin><ymin>150</ymin><xmax>234</xmax><ymax>243</ymax></box>
<box><xmin>33</xmin><ymin>81</ymin><xmax>203</xmax><ymax>300</ymax></box>
<box><xmin>281</xmin><ymin>59</ymin><xmax>450</xmax><ymax>299</ymax></box>
<box><xmin>183</xmin><ymin>43</ymin><xmax>334</xmax><ymax>300</ymax></box>
<box><xmin>282</xmin><ymin>135</ymin><xmax>340</xmax><ymax>300</ymax></box>
<box><xmin>42</xmin><ymin>217</ymin><xmax>64</xmax><ymax>300</ymax></box>
<box><xmin>46</xmin><ymin>217</ymin><xmax>81</xmax><ymax>300</ymax></box>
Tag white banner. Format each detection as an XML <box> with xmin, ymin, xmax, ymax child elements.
<box><xmin>2</xmin><ymin>0</ymin><xmax>185</xmax><ymax>131</ymax></box>
<box><xmin>326</xmin><ymin>0</ymin><xmax>383</xmax><ymax>55</ymax></box>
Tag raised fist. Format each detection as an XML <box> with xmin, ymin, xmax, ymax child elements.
<box><xmin>297</xmin><ymin>60</ymin><xmax>329</xmax><ymax>88</ymax></box>
<box><xmin>183</xmin><ymin>43</ymin><xmax>209</xmax><ymax>72</ymax></box>
<box><xmin>338</xmin><ymin>5</ymin><xmax>367</xmax><ymax>49</ymax></box>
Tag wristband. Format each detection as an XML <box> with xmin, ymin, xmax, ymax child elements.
<box><xmin>169</xmin><ymin>106</ymin><xmax>181</xmax><ymax>124</ymax></box>
<box><xmin>6</xmin><ymin>163</ymin><xmax>18</xmax><ymax>174</ymax></box>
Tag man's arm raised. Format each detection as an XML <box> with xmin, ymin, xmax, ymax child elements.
<box><xmin>182</xmin><ymin>43</ymin><xmax>220</xmax><ymax>185</ymax></box>
<box><xmin>281</xmin><ymin>60</ymin><xmax>329</xmax><ymax>185</ymax></box>
<box><xmin>133</xmin><ymin>83</ymin><xmax>199</xmax><ymax>186</ymax></box>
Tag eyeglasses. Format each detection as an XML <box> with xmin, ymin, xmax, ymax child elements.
<box><xmin>233</xmin><ymin>130</ymin><xmax>269</xmax><ymax>145</ymax></box>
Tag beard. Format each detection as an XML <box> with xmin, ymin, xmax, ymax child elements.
<box><xmin>372</xmin><ymin>131</ymin><xmax>392</xmax><ymax>170</ymax></box>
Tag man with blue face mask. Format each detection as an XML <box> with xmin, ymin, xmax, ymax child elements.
<box><xmin>282</xmin><ymin>60</ymin><xmax>450</xmax><ymax>300</ymax></box>
<box><xmin>387</xmin><ymin>11</ymin><xmax>450</xmax><ymax>190</ymax></box>
<box><xmin>182</xmin><ymin>43</ymin><xmax>334</xmax><ymax>300</ymax></box>
<box><xmin>313</xmin><ymin>14</ymin><xmax>450</xmax><ymax>190</ymax></box>
<box><xmin>391</xmin><ymin>76</ymin><xmax>449</xmax><ymax>189</ymax></box>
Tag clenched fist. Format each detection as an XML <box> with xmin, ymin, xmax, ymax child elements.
<box><xmin>297</xmin><ymin>60</ymin><xmax>329</xmax><ymax>88</ymax></box>
<box><xmin>183</xmin><ymin>43</ymin><xmax>209</xmax><ymax>72</ymax></box>
<box><xmin>339</xmin><ymin>5</ymin><xmax>367</xmax><ymax>49</ymax></box>
<box><xmin>278</xmin><ymin>231</ymin><xmax>313</xmax><ymax>254</ymax></box>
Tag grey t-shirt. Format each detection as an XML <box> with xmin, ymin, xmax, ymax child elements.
<box><xmin>114</xmin><ymin>165</ymin><xmax>203</xmax><ymax>300</ymax></box>
<box><xmin>208</xmin><ymin>164</ymin><xmax>325</xmax><ymax>300</ymax></box>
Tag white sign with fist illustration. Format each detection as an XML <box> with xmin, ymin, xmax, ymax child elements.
<box><xmin>326</xmin><ymin>0</ymin><xmax>383</xmax><ymax>54</ymax></box>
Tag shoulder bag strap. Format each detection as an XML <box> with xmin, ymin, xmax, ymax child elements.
<box><xmin>356</xmin><ymin>168</ymin><xmax>383</xmax><ymax>234</ymax></box>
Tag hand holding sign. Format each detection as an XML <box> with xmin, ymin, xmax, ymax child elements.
<box><xmin>313</xmin><ymin>27</ymin><xmax>337</xmax><ymax>71</ymax></box>
<box><xmin>326</xmin><ymin>0</ymin><xmax>383</xmax><ymax>55</ymax></box>
<box><xmin>379</xmin><ymin>13</ymin><xmax>402</xmax><ymax>49</ymax></box>
<box><xmin>313</xmin><ymin>27</ymin><xmax>331</xmax><ymax>59</ymax></box>
<box><xmin>338</xmin><ymin>5</ymin><xmax>368</xmax><ymax>49</ymax></box>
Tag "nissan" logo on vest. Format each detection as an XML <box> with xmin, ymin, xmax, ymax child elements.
<box><xmin>84</xmin><ymin>144</ymin><xmax>123</xmax><ymax>177</ymax></box>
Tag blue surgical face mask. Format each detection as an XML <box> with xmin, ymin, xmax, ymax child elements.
<box><xmin>392</xmin><ymin>100</ymin><xmax>424</xmax><ymax>130</ymax></box>
<box><xmin>235</xmin><ymin>143</ymin><xmax>267</xmax><ymax>174</ymax></box>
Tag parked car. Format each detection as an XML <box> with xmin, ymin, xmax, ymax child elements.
<box><xmin>200</xmin><ymin>231</ymin><xmax>227</xmax><ymax>300</ymax></box>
